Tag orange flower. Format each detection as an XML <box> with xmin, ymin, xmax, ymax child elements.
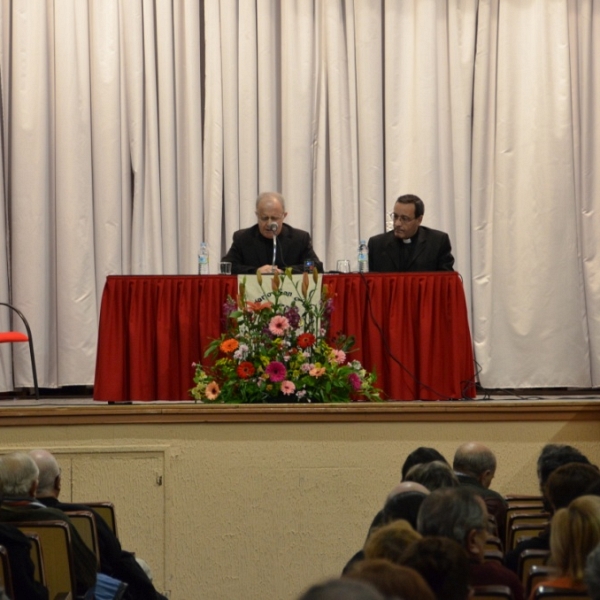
<box><xmin>220</xmin><ymin>338</ymin><xmax>239</xmax><ymax>353</ymax></box>
<box><xmin>297</xmin><ymin>333</ymin><xmax>316</xmax><ymax>349</ymax></box>
<box><xmin>302</xmin><ymin>272</ymin><xmax>309</xmax><ymax>298</ymax></box>
<box><xmin>205</xmin><ymin>381</ymin><xmax>220</xmax><ymax>400</ymax></box>
<box><xmin>237</xmin><ymin>362</ymin><xmax>255</xmax><ymax>379</ymax></box>
<box><xmin>247</xmin><ymin>301</ymin><xmax>272</xmax><ymax>312</ymax></box>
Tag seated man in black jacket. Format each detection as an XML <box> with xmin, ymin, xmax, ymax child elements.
<box><xmin>222</xmin><ymin>192</ymin><xmax>324</xmax><ymax>274</ymax></box>
<box><xmin>29</xmin><ymin>449</ymin><xmax>167</xmax><ymax>600</ymax></box>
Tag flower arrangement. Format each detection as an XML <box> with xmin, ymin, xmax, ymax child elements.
<box><xmin>191</xmin><ymin>269</ymin><xmax>381</xmax><ymax>403</ymax></box>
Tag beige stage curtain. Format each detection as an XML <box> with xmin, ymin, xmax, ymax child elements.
<box><xmin>0</xmin><ymin>0</ymin><xmax>598</xmax><ymax>391</ymax></box>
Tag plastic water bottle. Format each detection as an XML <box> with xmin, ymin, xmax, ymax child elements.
<box><xmin>358</xmin><ymin>240</ymin><xmax>369</xmax><ymax>273</ymax></box>
<box><xmin>198</xmin><ymin>242</ymin><xmax>209</xmax><ymax>275</ymax></box>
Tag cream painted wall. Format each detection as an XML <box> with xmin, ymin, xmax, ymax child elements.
<box><xmin>2</xmin><ymin>418</ymin><xmax>599</xmax><ymax>600</ymax></box>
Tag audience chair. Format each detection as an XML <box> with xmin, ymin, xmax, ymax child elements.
<box><xmin>15</xmin><ymin>520</ymin><xmax>76</xmax><ymax>600</ymax></box>
<box><xmin>0</xmin><ymin>302</ymin><xmax>39</xmax><ymax>400</ymax></box>
<box><xmin>505</xmin><ymin>495</ymin><xmax>544</xmax><ymax>508</ymax></box>
<box><xmin>0</xmin><ymin>545</ymin><xmax>14</xmax><ymax>600</ymax></box>
<box><xmin>527</xmin><ymin>565</ymin><xmax>559</xmax><ymax>597</ymax></box>
<box><xmin>505</xmin><ymin>505</ymin><xmax>547</xmax><ymax>541</ymax></box>
<box><xmin>84</xmin><ymin>501</ymin><xmax>118</xmax><ymax>538</ymax></box>
<box><xmin>533</xmin><ymin>586</ymin><xmax>590</xmax><ymax>600</ymax></box>
<box><xmin>484</xmin><ymin>549</ymin><xmax>505</xmax><ymax>565</ymax></box>
<box><xmin>485</xmin><ymin>535</ymin><xmax>504</xmax><ymax>553</ymax></box>
<box><xmin>25</xmin><ymin>531</ymin><xmax>47</xmax><ymax>587</ymax></box>
<box><xmin>65</xmin><ymin>511</ymin><xmax>101</xmax><ymax>569</ymax></box>
<box><xmin>508</xmin><ymin>520</ymin><xmax>549</xmax><ymax>551</ymax></box>
<box><xmin>518</xmin><ymin>549</ymin><xmax>550</xmax><ymax>588</ymax></box>
<box><xmin>472</xmin><ymin>584</ymin><xmax>514</xmax><ymax>600</ymax></box>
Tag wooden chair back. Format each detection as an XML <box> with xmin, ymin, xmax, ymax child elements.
<box><xmin>505</xmin><ymin>506</ymin><xmax>548</xmax><ymax>542</ymax></box>
<box><xmin>527</xmin><ymin>565</ymin><xmax>559</xmax><ymax>597</ymax></box>
<box><xmin>518</xmin><ymin>549</ymin><xmax>550</xmax><ymax>587</ymax></box>
<box><xmin>65</xmin><ymin>510</ymin><xmax>101</xmax><ymax>569</ymax></box>
<box><xmin>15</xmin><ymin>520</ymin><xmax>76</xmax><ymax>600</ymax></box>
<box><xmin>533</xmin><ymin>586</ymin><xmax>590</xmax><ymax>600</ymax></box>
<box><xmin>472</xmin><ymin>584</ymin><xmax>514</xmax><ymax>600</ymax></box>
<box><xmin>505</xmin><ymin>495</ymin><xmax>544</xmax><ymax>508</ymax></box>
<box><xmin>24</xmin><ymin>531</ymin><xmax>47</xmax><ymax>585</ymax></box>
<box><xmin>485</xmin><ymin>535</ymin><xmax>504</xmax><ymax>553</ymax></box>
<box><xmin>84</xmin><ymin>501</ymin><xmax>118</xmax><ymax>538</ymax></box>
<box><xmin>0</xmin><ymin>545</ymin><xmax>14</xmax><ymax>599</ymax></box>
<box><xmin>508</xmin><ymin>519</ymin><xmax>549</xmax><ymax>550</ymax></box>
<box><xmin>484</xmin><ymin>549</ymin><xmax>505</xmax><ymax>565</ymax></box>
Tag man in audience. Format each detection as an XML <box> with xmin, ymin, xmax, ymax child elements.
<box><xmin>417</xmin><ymin>487</ymin><xmax>524</xmax><ymax>600</ymax></box>
<box><xmin>585</xmin><ymin>543</ymin><xmax>600</xmax><ymax>600</ymax></box>
<box><xmin>400</xmin><ymin>536</ymin><xmax>471</xmax><ymax>600</ymax></box>
<box><xmin>343</xmin><ymin>481</ymin><xmax>429</xmax><ymax>574</ymax></box>
<box><xmin>505</xmin><ymin>443</ymin><xmax>595</xmax><ymax>572</ymax></box>
<box><xmin>453</xmin><ymin>441</ymin><xmax>507</xmax><ymax>537</ymax></box>
<box><xmin>544</xmin><ymin>462</ymin><xmax>600</xmax><ymax>512</ymax></box>
<box><xmin>404</xmin><ymin>460</ymin><xmax>460</xmax><ymax>491</ymax></box>
<box><xmin>0</xmin><ymin>452</ymin><xmax>97</xmax><ymax>597</ymax></box>
<box><xmin>29</xmin><ymin>448</ymin><xmax>168</xmax><ymax>600</ymax></box>
<box><xmin>401</xmin><ymin>447</ymin><xmax>449</xmax><ymax>480</ymax></box>
<box><xmin>0</xmin><ymin>521</ymin><xmax>49</xmax><ymax>600</ymax></box>
<box><xmin>297</xmin><ymin>578</ymin><xmax>385</xmax><ymax>600</ymax></box>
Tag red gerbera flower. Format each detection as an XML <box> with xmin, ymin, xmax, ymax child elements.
<box><xmin>297</xmin><ymin>333</ymin><xmax>316</xmax><ymax>349</ymax></box>
<box><xmin>237</xmin><ymin>361</ymin><xmax>255</xmax><ymax>379</ymax></box>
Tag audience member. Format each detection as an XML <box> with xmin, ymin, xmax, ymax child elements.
<box><xmin>529</xmin><ymin>495</ymin><xmax>600</xmax><ymax>598</ymax></box>
<box><xmin>0</xmin><ymin>522</ymin><xmax>49</xmax><ymax>600</ymax></box>
<box><xmin>400</xmin><ymin>536</ymin><xmax>471</xmax><ymax>600</ymax></box>
<box><xmin>405</xmin><ymin>460</ymin><xmax>460</xmax><ymax>491</ymax></box>
<box><xmin>453</xmin><ymin>442</ymin><xmax>507</xmax><ymax>538</ymax></box>
<box><xmin>417</xmin><ymin>487</ymin><xmax>524</xmax><ymax>600</ymax></box>
<box><xmin>0</xmin><ymin>452</ymin><xmax>97</xmax><ymax>597</ymax></box>
<box><xmin>506</xmin><ymin>444</ymin><xmax>595</xmax><ymax>572</ymax></box>
<box><xmin>401</xmin><ymin>447</ymin><xmax>449</xmax><ymax>481</ymax></box>
<box><xmin>544</xmin><ymin>462</ymin><xmax>600</xmax><ymax>511</ymax></box>
<box><xmin>297</xmin><ymin>578</ymin><xmax>384</xmax><ymax>600</ymax></box>
<box><xmin>363</xmin><ymin>519</ymin><xmax>422</xmax><ymax>564</ymax></box>
<box><xmin>346</xmin><ymin>558</ymin><xmax>436</xmax><ymax>600</ymax></box>
<box><xmin>343</xmin><ymin>482</ymin><xmax>428</xmax><ymax>574</ymax></box>
<box><xmin>29</xmin><ymin>449</ymin><xmax>168</xmax><ymax>600</ymax></box>
<box><xmin>585</xmin><ymin>543</ymin><xmax>600</xmax><ymax>600</ymax></box>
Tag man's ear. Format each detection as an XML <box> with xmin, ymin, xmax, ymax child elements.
<box><xmin>54</xmin><ymin>473</ymin><xmax>61</xmax><ymax>493</ymax></box>
<box><xmin>29</xmin><ymin>479</ymin><xmax>39</xmax><ymax>498</ymax></box>
<box><xmin>466</xmin><ymin>529</ymin><xmax>480</xmax><ymax>555</ymax></box>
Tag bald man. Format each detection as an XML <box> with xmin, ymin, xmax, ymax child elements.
<box><xmin>222</xmin><ymin>192</ymin><xmax>324</xmax><ymax>274</ymax></box>
<box><xmin>452</xmin><ymin>442</ymin><xmax>507</xmax><ymax>540</ymax></box>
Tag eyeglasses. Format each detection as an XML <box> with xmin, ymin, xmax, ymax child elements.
<box><xmin>257</xmin><ymin>215</ymin><xmax>284</xmax><ymax>223</ymax></box>
<box><xmin>388</xmin><ymin>212</ymin><xmax>418</xmax><ymax>224</ymax></box>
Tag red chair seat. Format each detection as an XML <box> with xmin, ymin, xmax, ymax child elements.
<box><xmin>0</xmin><ymin>332</ymin><xmax>29</xmax><ymax>343</ymax></box>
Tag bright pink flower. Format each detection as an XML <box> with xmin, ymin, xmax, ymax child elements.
<box><xmin>269</xmin><ymin>315</ymin><xmax>290</xmax><ymax>336</ymax></box>
<box><xmin>265</xmin><ymin>361</ymin><xmax>287</xmax><ymax>382</ymax></box>
<box><xmin>280</xmin><ymin>380</ymin><xmax>296</xmax><ymax>395</ymax></box>
<box><xmin>348</xmin><ymin>373</ymin><xmax>361</xmax><ymax>391</ymax></box>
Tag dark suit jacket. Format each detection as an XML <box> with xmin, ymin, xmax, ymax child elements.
<box><xmin>222</xmin><ymin>223</ymin><xmax>324</xmax><ymax>274</ymax></box>
<box><xmin>38</xmin><ymin>497</ymin><xmax>165</xmax><ymax>600</ymax></box>
<box><xmin>0</xmin><ymin>522</ymin><xmax>49</xmax><ymax>600</ymax></box>
<box><xmin>368</xmin><ymin>226</ymin><xmax>454</xmax><ymax>272</ymax></box>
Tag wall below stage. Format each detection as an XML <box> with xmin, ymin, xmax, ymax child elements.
<box><xmin>1</xmin><ymin>404</ymin><xmax>599</xmax><ymax>600</ymax></box>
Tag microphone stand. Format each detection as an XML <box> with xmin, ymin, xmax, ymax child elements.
<box><xmin>270</xmin><ymin>223</ymin><xmax>278</xmax><ymax>272</ymax></box>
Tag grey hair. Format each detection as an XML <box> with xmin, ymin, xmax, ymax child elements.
<box><xmin>453</xmin><ymin>445</ymin><xmax>496</xmax><ymax>477</ymax></box>
<box><xmin>585</xmin><ymin>543</ymin><xmax>600</xmax><ymax>600</ymax></box>
<box><xmin>256</xmin><ymin>191</ymin><xmax>286</xmax><ymax>211</ymax></box>
<box><xmin>417</xmin><ymin>487</ymin><xmax>487</xmax><ymax>546</ymax></box>
<box><xmin>0</xmin><ymin>452</ymin><xmax>39</xmax><ymax>496</ymax></box>
<box><xmin>29</xmin><ymin>449</ymin><xmax>60</xmax><ymax>496</ymax></box>
<box><xmin>405</xmin><ymin>460</ymin><xmax>460</xmax><ymax>491</ymax></box>
<box><xmin>297</xmin><ymin>578</ymin><xmax>384</xmax><ymax>600</ymax></box>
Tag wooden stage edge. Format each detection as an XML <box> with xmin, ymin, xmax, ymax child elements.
<box><xmin>0</xmin><ymin>399</ymin><xmax>599</xmax><ymax>427</ymax></box>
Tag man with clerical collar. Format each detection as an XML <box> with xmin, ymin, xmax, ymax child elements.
<box><xmin>368</xmin><ymin>194</ymin><xmax>454</xmax><ymax>272</ymax></box>
<box><xmin>222</xmin><ymin>191</ymin><xmax>324</xmax><ymax>274</ymax></box>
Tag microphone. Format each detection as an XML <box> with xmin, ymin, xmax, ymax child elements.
<box><xmin>268</xmin><ymin>222</ymin><xmax>278</xmax><ymax>270</ymax></box>
<box><xmin>267</xmin><ymin>222</ymin><xmax>278</xmax><ymax>233</ymax></box>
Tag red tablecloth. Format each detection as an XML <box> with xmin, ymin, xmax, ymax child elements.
<box><xmin>93</xmin><ymin>273</ymin><xmax>475</xmax><ymax>401</ymax></box>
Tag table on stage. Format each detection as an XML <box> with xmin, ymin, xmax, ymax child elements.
<box><xmin>93</xmin><ymin>272</ymin><xmax>475</xmax><ymax>402</ymax></box>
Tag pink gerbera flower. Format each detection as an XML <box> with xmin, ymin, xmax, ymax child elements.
<box><xmin>332</xmin><ymin>349</ymin><xmax>346</xmax><ymax>364</ymax></box>
<box><xmin>265</xmin><ymin>361</ymin><xmax>287</xmax><ymax>382</ymax></box>
<box><xmin>269</xmin><ymin>315</ymin><xmax>290</xmax><ymax>336</ymax></box>
<box><xmin>280</xmin><ymin>380</ymin><xmax>296</xmax><ymax>395</ymax></box>
<box><xmin>348</xmin><ymin>373</ymin><xmax>361</xmax><ymax>391</ymax></box>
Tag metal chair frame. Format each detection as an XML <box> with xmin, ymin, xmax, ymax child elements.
<box><xmin>0</xmin><ymin>302</ymin><xmax>39</xmax><ymax>399</ymax></box>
